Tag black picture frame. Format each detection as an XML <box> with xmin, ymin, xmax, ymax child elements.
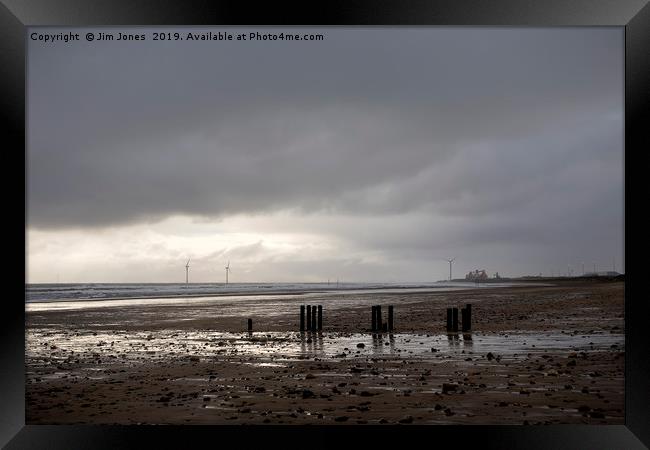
<box><xmin>2</xmin><ymin>0</ymin><xmax>648</xmax><ymax>448</ymax></box>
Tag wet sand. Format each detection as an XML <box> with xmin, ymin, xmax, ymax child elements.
<box><xmin>25</xmin><ymin>279</ymin><xmax>624</xmax><ymax>425</ymax></box>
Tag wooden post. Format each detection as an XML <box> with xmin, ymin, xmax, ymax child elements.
<box><xmin>466</xmin><ymin>304</ymin><xmax>472</xmax><ymax>331</ymax></box>
<box><xmin>452</xmin><ymin>307</ymin><xmax>459</xmax><ymax>332</ymax></box>
<box><xmin>247</xmin><ymin>318</ymin><xmax>253</xmax><ymax>332</ymax></box>
<box><xmin>388</xmin><ymin>305</ymin><xmax>394</xmax><ymax>331</ymax></box>
<box><xmin>371</xmin><ymin>306</ymin><xmax>376</xmax><ymax>331</ymax></box>
<box><xmin>311</xmin><ymin>305</ymin><xmax>316</xmax><ymax>332</ymax></box>
<box><xmin>300</xmin><ymin>305</ymin><xmax>305</xmax><ymax>332</ymax></box>
<box><xmin>317</xmin><ymin>305</ymin><xmax>323</xmax><ymax>331</ymax></box>
<box><xmin>446</xmin><ymin>308</ymin><xmax>453</xmax><ymax>332</ymax></box>
<box><xmin>377</xmin><ymin>305</ymin><xmax>382</xmax><ymax>331</ymax></box>
<box><xmin>307</xmin><ymin>305</ymin><xmax>312</xmax><ymax>331</ymax></box>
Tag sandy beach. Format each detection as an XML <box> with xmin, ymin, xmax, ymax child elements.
<box><xmin>25</xmin><ymin>279</ymin><xmax>624</xmax><ymax>425</ymax></box>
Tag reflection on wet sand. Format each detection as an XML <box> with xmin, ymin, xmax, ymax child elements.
<box><xmin>370</xmin><ymin>333</ymin><xmax>397</xmax><ymax>355</ymax></box>
<box><xmin>299</xmin><ymin>331</ymin><xmax>324</xmax><ymax>354</ymax></box>
<box><xmin>26</xmin><ymin>328</ymin><xmax>624</xmax><ymax>365</ymax></box>
<box><xmin>446</xmin><ymin>332</ymin><xmax>474</xmax><ymax>349</ymax></box>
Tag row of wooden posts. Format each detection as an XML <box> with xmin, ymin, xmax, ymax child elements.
<box><xmin>300</xmin><ymin>305</ymin><xmax>323</xmax><ymax>331</ymax></box>
<box><xmin>371</xmin><ymin>305</ymin><xmax>394</xmax><ymax>332</ymax></box>
<box><xmin>245</xmin><ymin>303</ymin><xmax>472</xmax><ymax>333</ymax></box>
<box><xmin>446</xmin><ymin>304</ymin><xmax>472</xmax><ymax>332</ymax></box>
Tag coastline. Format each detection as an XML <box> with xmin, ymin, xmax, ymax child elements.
<box><xmin>25</xmin><ymin>280</ymin><xmax>549</xmax><ymax>305</ymax></box>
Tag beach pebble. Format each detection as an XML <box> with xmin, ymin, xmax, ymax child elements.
<box><xmin>356</xmin><ymin>343</ymin><xmax>365</xmax><ymax>349</ymax></box>
<box><xmin>442</xmin><ymin>383</ymin><xmax>458</xmax><ymax>394</ymax></box>
<box><xmin>302</xmin><ymin>389</ymin><xmax>315</xmax><ymax>399</ymax></box>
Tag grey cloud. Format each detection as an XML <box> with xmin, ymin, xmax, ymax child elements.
<box><xmin>28</xmin><ymin>27</ymin><xmax>622</xmax><ymax>230</ymax></box>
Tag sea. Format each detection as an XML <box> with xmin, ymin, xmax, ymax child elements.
<box><xmin>25</xmin><ymin>281</ymin><xmax>521</xmax><ymax>303</ymax></box>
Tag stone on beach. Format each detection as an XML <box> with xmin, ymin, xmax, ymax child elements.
<box><xmin>442</xmin><ymin>383</ymin><xmax>459</xmax><ymax>394</ymax></box>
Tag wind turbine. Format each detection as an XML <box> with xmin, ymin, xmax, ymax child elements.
<box><xmin>445</xmin><ymin>258</ymin><xmax>456</xmax><ymax>281</ymax></box>
<box><xmin>225</xmin><ymin>261</ymin><xmax>231</xmax><ymax>285</ymax></box>
<box><xmin>185</xmin><ymin>259</ymin><xmax>190</xmax><ymax>284</ymax></box>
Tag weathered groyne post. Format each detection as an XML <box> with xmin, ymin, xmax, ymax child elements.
<box><xmin>452</xmin><ymin>307</ymin><xmax>459</xmax><ymax>332</ymax></box>
<box><xmin>307</xmin><ymin>305</ymin><xmax>312</xmax><ymax>331</ymax></box>
<box><xmin>461</xmin><ymin>307</ymin><xmax>467</xmax><ymax>332</ymax></box>
<box><xmin>300</xmin><ymin>305</ymin><xmax>305</xmax><ymax>332</ymax></box>
<box><xmin>371</xmin><ymin>306</ymin><xmax>377</xmax><ymax>332</ymax></box>
<box><xmin>388</xmin><ymin>305</ymin><xmax>394</xmax><ymax>331</ymax></box>
<box><xmin>460</xmin><ymin>303</ymin><xmax>472</xmax><ymax>332</ymax></box>
<box><xmin>311</xmin><ymin>306</ymin><xmax>317</xmax><ymax>332</ymax></box>
<box><xmin>317</xmin><ymin>305</ymin><xmax>323</xmax><ymax>331</ymax></box>
<box><xmin>376</xmin><ymin>305</ymin><xmax>382</xmax><ymax>333</ymax></box>
<box><xmin>247</xmin><ymin>318</ymin><xmax>253</xmax><ymax>332</ymax></box>
<box><xmin>446</xmin><ymin>308</ymin><xmax>453</xmax><ymax>332</ymax></box>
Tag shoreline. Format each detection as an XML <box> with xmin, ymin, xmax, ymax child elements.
<box><xmin>26</xmin><ymin>277</ymin><xmax>618</xmax><ymax>304</ymax></box>
<box><xmin>25</xmin><ymin>282</ymin><xmax>547</xmax><ymax>305</ymax></box>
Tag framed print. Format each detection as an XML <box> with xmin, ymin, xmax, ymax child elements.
<box><xmin>2</xmin><ymin>0</ymin><xmax>648</xmax><ymax>448</ymax></box>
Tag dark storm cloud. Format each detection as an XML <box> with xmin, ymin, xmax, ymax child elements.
<box><xmin>28</xmin><ymin>27</ymin><xmax>623</xmax><ymax>267</ymax></box>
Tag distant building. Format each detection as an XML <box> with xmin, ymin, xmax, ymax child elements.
<box><xmin>583</xmin><ymin>271</ymin><xmax>621</xmax><ymax>277</ymax></box>
<box><xmin>466</xmin><ymin>269</ymin><xmax>488</xmax><ymax>281</ymax></box>
<box><xmin>494</xmin><ymin>272</ymin><xmax>501</xmax><ymax>279</ymax></box>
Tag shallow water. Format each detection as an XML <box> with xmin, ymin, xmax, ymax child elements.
<box><xmin>26</xmin><ymin>329</ymin><xmax>624</xmax><ymax>371</ymax></box>
<box><xmin>26</xmin><ymin>281</ymin><xmax>536</xmax><ymax>304</ymax></box>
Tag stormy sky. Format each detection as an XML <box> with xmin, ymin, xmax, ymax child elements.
<box><xmin>26</xmin><ymin>27</ymin><xmax>624</xmax><ymax>283</ymax></box>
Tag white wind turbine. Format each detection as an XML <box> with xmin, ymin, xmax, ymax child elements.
<box><xmin>445</xmin><ymin>258</ymin><xmax>456</xmax><ymax>281</ymax></box>
<box><xmin>185</xmin><ymin>259</ymin><xmax>190</xmax><ymax>284</ymax></box>
<box><xmin>225</xmin><ymin>261</ymin><xmax>231</xmax><ymax>285</ymax></box>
